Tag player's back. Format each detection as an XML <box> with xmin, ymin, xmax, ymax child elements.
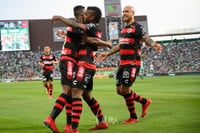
<box><xmin>77</xmin><ymin>23</ymin><xmax>102</xmax><ymax>70</ymax></box>
<box><xmin>61</xmin><ymin>27</ymin><xmax>83</xmax><ymax>61</ymax></box>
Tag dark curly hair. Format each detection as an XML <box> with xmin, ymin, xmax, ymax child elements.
<box><xmin>87</xmin><ymin>6</ymin><xmax>102</xmax><ymax>23</ymax></box>
<box><xmin>74</xmin><ymin>5</ymin><xmax>85</xmax><ymax>17</ymax></box>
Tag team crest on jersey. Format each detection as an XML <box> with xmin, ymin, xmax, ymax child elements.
<box><xmin>127</xmin><ymin>28</ymin><xmax>132</xmax><ymax>33</ymax></box>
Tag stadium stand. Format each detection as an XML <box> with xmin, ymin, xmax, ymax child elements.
<box><xmin>0</xmin><ymin>50</ymin><xmax>60</xmax><ymax>81</ymax></box>
<box><xmin>143</xmin><ymin>40</ymin><xmax>200</xmax><ymax>74</ymax></box>
<box><xmin>0</xmin><ymin>39</ymin><xmax>199</xmax><ymax>81</ymax></box>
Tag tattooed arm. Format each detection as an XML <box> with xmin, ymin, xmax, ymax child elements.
<box><xmin>142</xmin><ymin>35</ymin><xmax>162</xmax><ymax>53</ymax></box>
<box><xmin>96</xmin><ymin>44</ymin><xmax>120</xmax><ymax>63</ymax></box>
<box><xmin>81</xmin><ymin>35</ymin><xmax>112</xmax><ymax>49</ymax></box>
<box><xmin>142</xmin><ymin>35</ymin><xmax>155</xmax><ymax>47</ymax></box>
<box><xmin>106</xmin><ymin>44</ymin><xmax>120</xmax><ymax>56</ymax></box>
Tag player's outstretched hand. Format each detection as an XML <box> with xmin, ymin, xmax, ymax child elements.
<box><xmin>52</xmin><ymin>15</ymin><xmax>61</xmax><ymax>24</ymax></box>
<box><xmin>56</xmin><ymin>30</ymin><xmax>66</xmax><ymax>38</ymax></box>
<box><xmin>95</xmin><ymin>52</ymin><xmax>108</xmax><ymax>63</ymax></box>
<box><xmin>153</xmin><ymin>42</ymin><xmax>163</xmax><ymax>53</ymax></box>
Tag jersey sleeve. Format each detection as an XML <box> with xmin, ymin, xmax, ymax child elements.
<box><xmin>138</xmin><ymin>25</ymin><xmax>147</xmax><ymax>38</ymax></box>
<box><xmin>67</xmin><ymin>27</ymin><xmax>82</xmax><ymax>39</ymax></box>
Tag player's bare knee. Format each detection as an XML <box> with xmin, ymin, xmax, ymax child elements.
<box><xmin>72</xmin><ymin>88</ymin><xmax>84</xmax><ymax>98</ymax></box>
<box><xmin>43</xmin><ymin>82</ymin><xmax>47</xmax><ymax>86</ymax></box>
<box><xmin>121</xmin><ymin>89</ymin><xmax>129</xmax><ymax>95</ymax></box>
<box><xmin>49</xmin><ymin>81</ymin><xmax>53</xmax><ymax>85</ymax></box>
<box><xmin>120</xmin><ymin>85</ymin><xmax>131</xmax><ymax>95</ymax></box>
<box><xmin>62</xmin><ymin>85</ymin><xmax>72</xmax><ymax>95</ymax></box>
<box><xmin>116</xmin><ymin>88</ymin><xmax>123</xmax><ymax>96</ymax></box>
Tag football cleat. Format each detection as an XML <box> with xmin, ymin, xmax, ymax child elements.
<box><xmin>43</xmin><ymin>116</ymin><xmax>60</xmax><ymax>133</ymax></box>
<box><xmin>67</xmin><ymin>128</ymin><xmax>79</xmax><ymax>133</ymax></box>
<box><xmin>141</xmin><ymin>98</ymin><xmax>151</xmax><ymax>118</ymax></box>
<box><xmin>122</xmin><ymin>118</ymin><xmax>139</xmax><ymax>124</ymax></box>
<box><xmin>90</xmin><ymin>121</ymin><xmax>108</xmax><ymax>130</ymax></box>
<box><xmin>49</xmin><ymin>95</ymin><xmax>52</xmax><ymax>99</ymax></box>
<box><xmin>64</xmin><ymin>124</ymin><xmax>72</xmax><ymax>133</ymax></box>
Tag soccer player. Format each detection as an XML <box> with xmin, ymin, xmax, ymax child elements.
<box><xmin>44</xmin><ymin>6</ymin><xmax>111</xmax><ymax>133</ymax></box>
<box><xmin>150</xmin><ymin>63</ymin><xmax>154</xmax><ymax>77</ymax></box>
<box><xmin>38</xmin><ymin>45</ymin><xmax>58</xmax><ymax>99</ymax></box>
<box><xmin>139</xmin><ymin>60</ymin><xmax>145</xmax><ymax>79</ymax></box>
<box><xmin>96</xmin><ymin>5</ymin><xmax>162</xmax><ymax>124</ymax></box>
<box><xmin>51</xmin><ymin>6</ymin><xmax>110</xmax><ymax>133</ymax></box>
<box><xmin>24</xmin><ymin>68</ymin><xmax>33</xmax><ymax>81</ymax></box>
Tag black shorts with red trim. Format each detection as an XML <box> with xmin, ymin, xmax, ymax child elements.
<box><xmin>116</xmin><ymin>64</ymin><xmax>140</xmax><ymax>87</ymax></box>
<box><xmin>72</xmin><ymin>66</ymin><xmax>95</xmax><ymax>90</ymax></box>
<box><xmin>42</xmin><ymin>70</ymin><xmax>53</xmax><ymax>82</ymax></box>
<box><xmin>59</xmin><ymin>59</ymin><xmax>78</xmax><ymax>86</ymax></box>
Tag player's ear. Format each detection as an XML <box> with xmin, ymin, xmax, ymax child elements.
<box><xmin>91</xmin><ymin>16</ymin><xmax>95</xmax><ymax>21</ymax></box>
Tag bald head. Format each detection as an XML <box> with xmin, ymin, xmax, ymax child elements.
<box><xmin>124</xmin><ymin>6</ymin><xmax>135</xmax><ymax>14</ymax></box>
<box><xmin>122</xmin><ymin>5</ymin><xmax>135</xmax><ymax>25</ymax></box>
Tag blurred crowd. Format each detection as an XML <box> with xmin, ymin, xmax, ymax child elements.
<box><xmin>0</xmin><ymin>40</ymin><xmax>199</xmax><ymax>80</ymax></box>
<box><xmin>143</xmin><ymin>40</ymin><xmax>200</xmax><ymax>74</ymax></box>
<box><xmin>98</xmin><ymin>40</ymin><xmax>200</xmax><ymax>74</ymax></box>
<box><xmin>0</xmin><ymin>50</ymin><xmax>60</xmax><ymax>81</ymax></box>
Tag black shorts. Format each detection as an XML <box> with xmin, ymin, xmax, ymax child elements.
<box><xmin>116</xmin><ymin>65</ymin><xmax>140</xmax><ymax>87</ymax></box>
<box><xmin>72</xmin><ymin>66</ymin><xmax>95</xmax><ymax>90</ymax></box>
<box><xmin>59</xmin><ymin>60</ymin><xmax>77</xmax><ymax>86</ymax></box>
<box><xmin>42</xmin><ymin>70</ymin><xmax>53</xmax><ymax>82</ymax></box>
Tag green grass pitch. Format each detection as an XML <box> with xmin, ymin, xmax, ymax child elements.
<box><xmin>0</xmin><ymin>76</ymin><xmax>200</xmax><ymax>133</ymax></box>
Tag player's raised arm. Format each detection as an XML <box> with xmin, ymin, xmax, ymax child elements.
<box><xmin>52</xmin><ymin>15</ymin><xmax>87</xmax><ymax>32</ymax></box>
<box><xmin>81</xmin><ymin>35</ymin><xmax>112</xmax><ymax>49</ymax></box>
<box><xmin>142</xmin><ymin>35</ymin><xmax>163</xmax><ymax>53</ymax></box>
<box><xmin>96</xmin><ymin>44</ymin><xmax>120</xmax><ymax>63</ymax></box>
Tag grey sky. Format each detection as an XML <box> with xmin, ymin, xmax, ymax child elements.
<box><xmin>0</xmin><ymin>0</ymin><xmax>199</xmax><ymax>35</ymax></box>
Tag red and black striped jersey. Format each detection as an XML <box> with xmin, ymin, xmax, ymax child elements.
<box><xmin>119</xmin><ymin>22</ymin><xmax>146</xmax><ymax>66</ymax></box>
<box><xmin>39</xmin><ymin>54</ymin><xmax>57</xmax><ymax>72</ymax></box>
<box><xmin>78</xmin><ymin>23</ymin><xmax>102</xmax><ymax>70</ymax></box>
<box><xmin>60</xmin><ymin>27</ymin><xmax>83</xmax><ymax>64</ymax></box>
